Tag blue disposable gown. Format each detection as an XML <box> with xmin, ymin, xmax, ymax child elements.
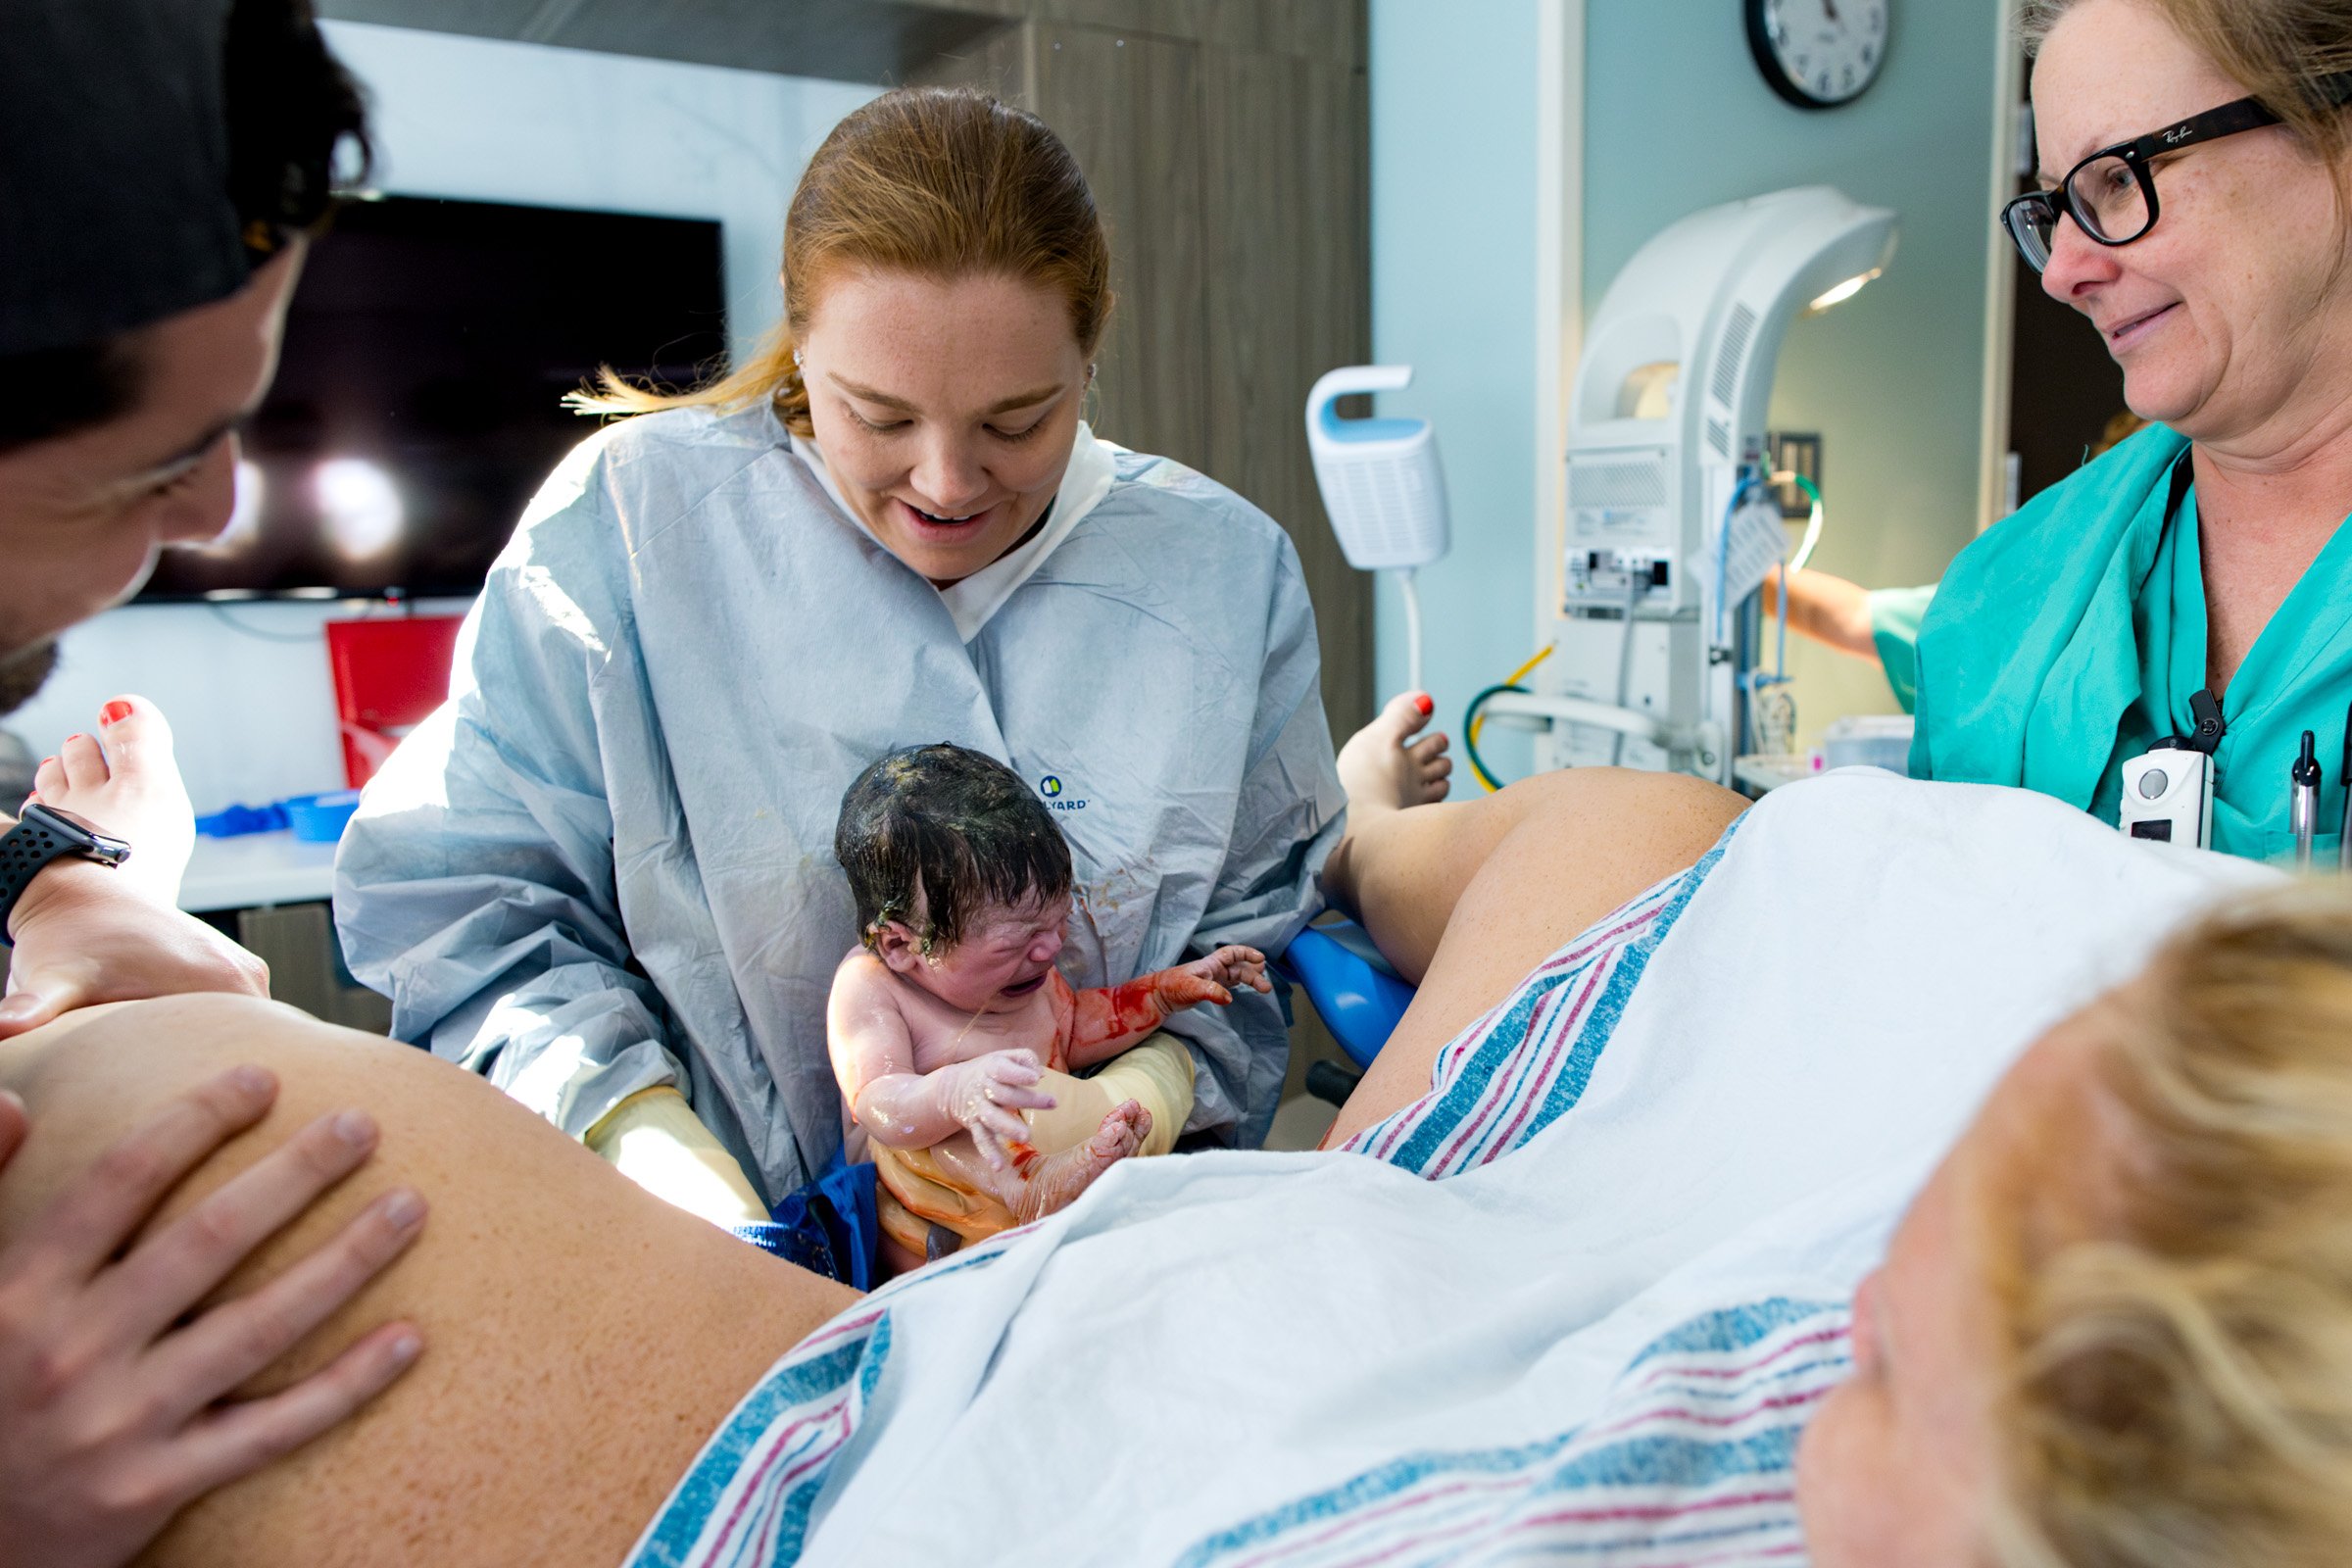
<box><xmin>333</xmin><ymin>404</ymin><xmax>1346</xmax><ymax>1203</ymax></box>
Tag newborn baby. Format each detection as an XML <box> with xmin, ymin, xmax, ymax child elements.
<box><xmin>829</xmin><ymin>743</ymin><xmax>1268</xmax><ymax>1266</ymax></box>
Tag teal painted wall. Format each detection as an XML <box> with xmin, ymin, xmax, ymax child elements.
<box><xmin>1368</xmin><ymin>0</ymin><xmax>1545</xmax><ymax>787</ymax></box>
<box><xmin>1368</xmin><ymin>0</ymin><xmax>2003</xmax><ymax>789</ymax></box>
<box><xmin>1584</xmin><ymin>0</ymin><xmax>2002</xmax><ymax>746</ymax></box>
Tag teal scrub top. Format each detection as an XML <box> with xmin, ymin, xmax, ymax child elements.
<box><xmin>1865</xmin><ymin>583</ymin><xmax>1936</xmax><ymax>714</ymax></box>
<box><xmin>1909</xmin><ymin>423</ymin><xmax>2352</xmax><ymax>863</ymax></box>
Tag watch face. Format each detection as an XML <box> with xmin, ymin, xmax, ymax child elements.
<box><xmin>23</xmin><ymin>803</ymin><xmax>131</xmax><ymax>863</ymax></box>
<box><xmin>1748</xmin><ymin>0</ymin><xmax>1889</xmax><ymax>109</ymax></box>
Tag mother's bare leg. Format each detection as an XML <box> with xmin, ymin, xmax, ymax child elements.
<box><xmin>1322</xmin><ymin>768</ymin><xmax>1744</xmax><ymax>1146</ymax></box>
<box><xmin>0</xmin><ymin>995</ymin><xmax>857</xmax><ymax>1568</ymax></box>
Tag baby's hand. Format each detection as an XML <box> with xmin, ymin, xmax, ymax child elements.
<box><xmin>932</xmin><ymin>1050</ymin><xmax>1055</xmax><ymax>1171</ymax></box>
<box><xmin>1162</xmin><ymin>946</ymin><xmax>1272</xmax><ymax>1008</ymax></box>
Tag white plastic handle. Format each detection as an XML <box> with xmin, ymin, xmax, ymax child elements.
<box><xmin>1305</xmin><ymin>365</ymin><xmax>1414</xmax><ymax>425</ymax></box>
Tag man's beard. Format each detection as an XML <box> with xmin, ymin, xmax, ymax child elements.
<box><xmin>0</xmin><ymin>638</ymin><xmax>59</xmax><ymax>716</ymax></box>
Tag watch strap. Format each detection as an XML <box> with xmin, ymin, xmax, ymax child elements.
<box><xmin>0</xmin><ymin>805</ymin><xmax>130</xmax><ymax>948</ymax></box>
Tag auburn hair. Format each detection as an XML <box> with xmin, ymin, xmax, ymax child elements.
<box><xmin>572</xmin><ymin>86</ymin><xmax>1111</xmax><ymax>436</ymax></box>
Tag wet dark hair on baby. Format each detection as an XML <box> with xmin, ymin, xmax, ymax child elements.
<box><xmin>835</xmin><ymin>743</ymin><xmax>1073</xmax><ymax>955</ymax></box>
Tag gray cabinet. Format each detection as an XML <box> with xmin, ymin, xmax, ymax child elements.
<box><xmin>231</xmin><ymin>902</ymin><xmax>395</xmax><ymax>1032</ymax></box>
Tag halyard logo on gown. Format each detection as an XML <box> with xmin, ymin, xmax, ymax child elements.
<box><xmin>1038</xmin><ymin>775</ymin><xmax>1086</xmax><ymax>811</ymax></box>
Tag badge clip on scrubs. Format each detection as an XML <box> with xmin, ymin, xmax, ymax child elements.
<box><xmin>2120</xmin><ymin>690</ymin><xmax>2225</xmax><ymax>848</ymax></box>
<box><xmin>1304</xmin><ymin>365</ymin><xmax>1449</xmax><ymax>694</ymax></box>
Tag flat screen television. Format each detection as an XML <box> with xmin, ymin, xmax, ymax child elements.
<box><xmin>138</xmin><ymin>194</ymin><xmax>727</xmax><ymax>602</ymax></box>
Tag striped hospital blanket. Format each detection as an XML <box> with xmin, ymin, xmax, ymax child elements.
<box><xmin>1167</xmin><ymin>1297</ymin><xmax>1848</xmax><ymax>1568</ymax></box>
<box><xmin>624</xmin><ymin>773</ymin><xmax>2262</xmax><ymax>1568</ymax></box>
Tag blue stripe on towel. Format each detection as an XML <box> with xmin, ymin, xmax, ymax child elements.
<box><xmin>1355</xmin><ymin>819</ymin><xmax>1740</xmax><ymax>1180</ymax></box>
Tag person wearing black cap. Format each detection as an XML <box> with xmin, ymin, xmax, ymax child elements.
<box><xmin>0</xmin><ymin>5</ymin><xmax>432</xmax><ymax>1564</ymax></box>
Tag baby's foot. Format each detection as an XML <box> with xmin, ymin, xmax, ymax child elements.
<box><xmin>27</xmin><ymin>696</ymin><xmax>196</xmax><ymax>906</ymax></box>
<box><xmin>1336</xmin><ymin>691</ymin><xmax>1451</xmax><ymax>824</ymax></box>
<box><xmin>1003</xmin><ymin>1099</ymin><xmax>1152</xmax><ymax>1224</ymax></box>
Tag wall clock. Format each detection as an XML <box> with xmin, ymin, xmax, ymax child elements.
<box><xmin>1746</xmin><ymin>0</ymin><xmax>1889</xmax><ymax>110</ymax></box>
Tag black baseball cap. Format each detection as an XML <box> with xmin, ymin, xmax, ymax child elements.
<box><xmin>0</xmin><ymin>0</ymin><xmax>355</xmax><ymax>357</ymax></box>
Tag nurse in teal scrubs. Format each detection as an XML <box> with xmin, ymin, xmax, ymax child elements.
<box><xmin>1905</xmin><ymin>0</ymin><xmax>2352</xmax><ymax>862</ymax></box>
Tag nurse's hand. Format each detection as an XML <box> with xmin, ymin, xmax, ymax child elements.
<box><xmin>932</xmin><ymin>1050</ymin><xmax>1055</xmax><ymax>1171</ymax></box>
<box><xmin>0</xmin><ymin>1067</ymin><xmax>425</xmax><ymax>1568</ymax></box>
<box><xmin>0</xmin><ymin>861</ymin><xmax>269</xmax><ymax>1040</ymax></box>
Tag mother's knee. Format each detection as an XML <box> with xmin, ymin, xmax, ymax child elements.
<box><xmin>0</xmin><ymin>993</ymin><xmax>620</xmax><ymax>1345</ymax></box>
<box><xmin>0</xmin><ymin>994</ymin><xmax>506</xmax><ymax>1224</ymax></box>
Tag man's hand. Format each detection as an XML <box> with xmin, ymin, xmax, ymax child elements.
<box><xmin>0</xmin><ymin>1066</ymin><xmax>426</xmax><ymax>1568</ymax></box>
<box><xmin>0</xmin><ymin>861</ymin><xmax>268</xmax><ymax>1039</ymax></box>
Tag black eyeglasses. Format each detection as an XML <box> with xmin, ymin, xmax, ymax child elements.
<box><xmin>2001</xmin><ymin>73</ymin><xmax>2352</xmax><ymax>271</ymax></box>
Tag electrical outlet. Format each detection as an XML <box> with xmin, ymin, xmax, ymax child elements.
<box><xmin>1765</xmin><ymin>430</ymin><xmax>1822</xmax><ymax>519</ymax></box>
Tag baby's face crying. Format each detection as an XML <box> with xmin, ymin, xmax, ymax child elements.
<box><xmin>881</xmin><ymin>892</ymin><xmax>1073</xmax><ymax>1014</ymax></box>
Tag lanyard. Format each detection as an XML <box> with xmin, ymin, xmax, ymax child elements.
<box><xmin>2154</xmin><ymin>451</ymin><xmax>2228</xmax><ymax>757</ymax></box>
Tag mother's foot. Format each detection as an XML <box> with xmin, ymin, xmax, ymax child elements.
<box><xmin>1337</xmin><ymin>692</ymin><xmax>1452</xmax><ymax>826</ymax></box>
<box><xmin>28</xmin><ymin>696</ymin><xmax>196</xmax><ymax>906</ymax></box>
<box><xmin>1002</xmin><ymin>1099</ymin><xmax>1152</xmax><ymax>1225</ymax></box>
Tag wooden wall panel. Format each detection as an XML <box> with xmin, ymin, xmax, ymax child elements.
<box><xmin>1031</xmin><ymin>25</ymin><xmax>1211</xmax><ymax>471</ymax></box>
<box><xmin>1199</xmin><ymin>46</ymin><xmax>1372</xmax><ymax>734</ymax></box>
<box><xmin>910</xmin><ymin>15</ymin><xmax>1035</xmax><ymax>100</ymax></box>
<box><xmin>921</xmin><ymin>1</ymin><xmax>1371</xmax><ymax>735</ymax></box>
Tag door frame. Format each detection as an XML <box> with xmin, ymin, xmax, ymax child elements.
<box><xmin>1533</xmin><ymin>0</ymin><xmax>1586</xmax><ymax>646</ymax></box>
<box><xmin>1978</xmin><ymin>3</ymin><xmax>2026</xmax><ymax>532</ymax></box>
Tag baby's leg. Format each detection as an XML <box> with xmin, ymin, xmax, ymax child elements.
<box><xmin>926</xmin><ymin>1068</ymin><xmax>1151</xmax><ymax>1225</ymax></box>
<box><xmin>878</xmin><ymin>1035</ymin><xmax>1199</xmax><ymax>1262</ymax></box>
<box><xmin>0</xmin><ymin>994</ymin><xmax>858</xmax><ymax>1567</ymax></box>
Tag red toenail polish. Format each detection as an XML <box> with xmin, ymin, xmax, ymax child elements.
<box><xmin>1413</xmin><ymin>694</ymin><xmax>1434</xmax><ymax>716</ymax></box>
<box><xmin>100</xmin><ymin>701</ymin><xmax>132</xmax><ymax>725</ymax></box>
<box><xmin>65</xmin><ymin>735</ymin><xmax>82</xmax><ymax>745</ymax></box>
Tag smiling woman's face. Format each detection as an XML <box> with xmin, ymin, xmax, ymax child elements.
<box><xmin>2032</xmin><ymin>0</ymin><xmax>2352</xmax><ymax>447</ymax></box>
<box><xmin>1795</xmin><ymin>1013</ymin><xmax>2114</xmax><ymax>1566</ymax></box>
<box><xmin>796</xmin><ymin>269</ymin><xmax>1090</xmax><ymax>588</ymax></box>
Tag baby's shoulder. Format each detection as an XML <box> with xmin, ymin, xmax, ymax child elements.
<box><xmin>829</xmin><ymin>948</ymin><xmax>896</xmax><ymax>1000</ymax></box>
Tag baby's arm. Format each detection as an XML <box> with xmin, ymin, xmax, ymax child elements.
<box><xmin>827</xmin><ymin>955</ymin><xmax>1055</xmax><ymax>1169</ymax></box>
<box><xmin>1057</xmin><ymin>945</ymin><xmax>1272</xmax><ymax>1070</ymax></box>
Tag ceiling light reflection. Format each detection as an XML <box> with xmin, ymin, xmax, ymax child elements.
<box><xmin>315</xmin><ymin>458</ymin><xmax>405</xmax><ymax>560</ymax></box>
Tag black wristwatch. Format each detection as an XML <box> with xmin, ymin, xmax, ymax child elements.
<box><xmin>0</xmin><ymin>804</ymin><xmax>131</xmax><ymax>948</ymax></box>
